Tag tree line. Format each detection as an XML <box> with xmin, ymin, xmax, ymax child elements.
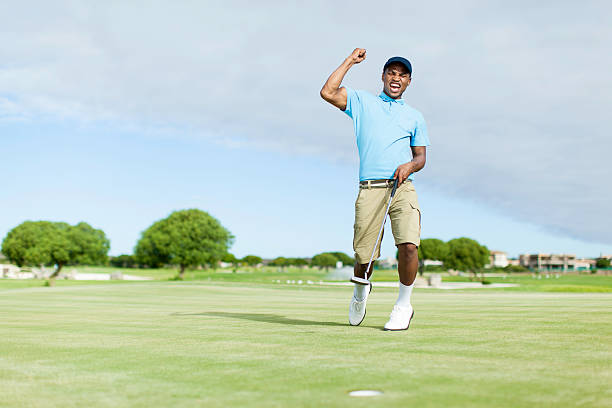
<box><xmin>11</xmin><ymin>208</ymin><xmax>590</xmax><ymax>284</ymax></box>
<box><xmin>414</xmin><ymin>237</ymin><xmax>529</xmax><ymax>280</ymax></box>
<box><xmin>1</xmin><ymin>208</ymin><xmax>355</xmax><ymax>283</ymax></box>
<box><xmin>110</xmin><ymin>252</ymin><xmax>353</xmax><ymax>272</ymax></box>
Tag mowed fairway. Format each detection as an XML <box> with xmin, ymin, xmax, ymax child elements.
<box><xmin>1</xmin><ymin>282</ymin><xmax>610</xmax><ymax>408</ymax></box>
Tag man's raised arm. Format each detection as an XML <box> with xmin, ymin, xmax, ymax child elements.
<box><xmin>320</xmin><ymin>48</ymin><xmax>366</xmax><ymax>110</ymax></box>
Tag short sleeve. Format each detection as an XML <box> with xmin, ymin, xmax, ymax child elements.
<box><xmin>411</xmin><ymin>114</ymin><xmax>430</xmax><ymax>146</ymax></box>
<box><xmin>342</xmin><ymin>86</ymin><xmax>362</xmax><ymax>119</ymax></box>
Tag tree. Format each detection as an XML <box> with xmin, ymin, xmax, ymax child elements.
<box><xmin>270</xmin><ymin>257</ymin><xmax>288</xmax><ymax>270</ymax></box>
<box><xmin>135</xmin><ymin>209</ymin><xmax>233</xmax><ymax>279</ymax></box>
<box><xmin>1</xmin><ymin>220</ymin><xmax>109</xmax><ymax>285</ymax></box>
<box><xmin>326</xmin><ymin>251</ymin><xmax>354</xmax><ymax>266</ymax></box>
<box><xmin>417</xmin><ymin>238</ymin><xmax>449</xmax><ymax>276</ymax></box>
<box><xmin>110</xmin><ymin>254</ymin><xmax>137</xmax><ymax>268</ymax></box>
<box><xmin>596</xmin><ymin>258</ymin><xmax>611</xmax><ymax>268</ymax></box>
<box><xmin>221</xmin><ymin>253</ymin><xmax>238</xmax><ymax>264</ymax></box>
<box><xmin>311</xmin><ymin>253</ymin><xmax>338</xmax><ymax>271</ymax></box>
<box><xmin>503</xmin><ymin>264</ymin><xmax>527</xmax><ymax>273</ymax></box>
<box><xmin>288</xmin><ymin>257</ymin><xmax>308</xmax><ymax>267</ymax></box>
<box><xmin>220</xmin><ymin>253</ymin><xmax>239</xmax><ymax>272</ymax></box>
<box><xmin>69</xmin><ymin>222</ymin><xmax>110</xmax><ymax>266</ymax></box>
<box><xmin>444</xmin><ymin>237</ymin><xmax>490</xmax><ymax>282</ymax></box>
<box><xmin>241</xmin><ymin>255</ymin><xmax>262</xmax><ymax>266</ymax></box>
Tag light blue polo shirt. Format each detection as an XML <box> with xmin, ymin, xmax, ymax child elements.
<box><xmin>343</xmin><ymin>87</ymin><xmax>430</xmax><ymax>181</ymax></box>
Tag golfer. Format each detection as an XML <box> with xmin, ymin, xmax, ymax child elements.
<box><xmin>320</xmin><ymin>48</ymin><xmax>429</xmax><ymax>330</ymax></box>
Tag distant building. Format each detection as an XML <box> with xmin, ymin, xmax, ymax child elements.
<box><xmin>488</xmin><ymin>250</ymin><xmax>509</xmax><ymax>268</ymax></box>
<box><xmin>519</xmin><ymin>253</ymin><xmax>576</xmax><ymax>271</ymax></box>
<box><xmin>378</xmin><ymin>257</ymin><xmax>398</xmax><ymax>269</ymax></box>
<box><xmin>574</xmin><ymin>258</ymin><xmax>596</xmax><ymax>270</ymax></box>
<box><xmin>1</xmin><ymin>263</ymin><xmax>21</xmax><ymax>278</ymax></box>
<box><xmin>507</xmin><ymin>258</ymin><xmax>520</xmax><ymax>266</ymax></box>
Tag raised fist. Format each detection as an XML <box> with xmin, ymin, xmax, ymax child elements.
<box><xmin>349</xmin><ymin>48</ymin><xmax>366</xmax><ymax>64</ymax></box>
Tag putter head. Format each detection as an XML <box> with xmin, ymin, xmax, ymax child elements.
<box><xmin>350</xmin><ymin>276</ymin><xmax>371</xmax><ymax>286</ymax></box>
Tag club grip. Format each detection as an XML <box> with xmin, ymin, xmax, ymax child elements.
<box><xmin>390</xmin><ymin>178</ymin><xmax>399</xmax><ymax>198</ymax></box>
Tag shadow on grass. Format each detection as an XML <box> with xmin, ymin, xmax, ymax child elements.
<box><xmin>171</xmin><ymin>311</ymin><xmax>379</xmax><ymax>329</ymax></box>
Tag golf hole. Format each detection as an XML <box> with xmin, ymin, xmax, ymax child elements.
<box><xmin>349</xmin><ymin>390</ymin><xmax>383</xmax><ymax>397</ymax></box>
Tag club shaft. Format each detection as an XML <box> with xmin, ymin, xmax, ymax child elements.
<box><xmin>364</xmin><ymin>191</ymin><xmax>394</xmax><ymax>279</ymax></box>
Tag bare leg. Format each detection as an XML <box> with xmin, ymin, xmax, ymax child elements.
<box><xmin>353</xmin><ymin>262</ymin><xmax>375</xmax><ymax>280</ymax></box>
<box><xmin>397</xmin><ymin>243</ymin><xmax>418</xmax><ymax>285</ymax></box>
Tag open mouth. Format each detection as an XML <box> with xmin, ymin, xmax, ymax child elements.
<box><xmin>389</xmin><ymin>82</ymin><xmax>401</xmax><ymax>92</ymax></box>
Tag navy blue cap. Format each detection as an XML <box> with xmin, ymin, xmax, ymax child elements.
<box><xmin>383</xmin><ymin>56</ymin><xmax>412</xmax><ymax>74</ymax></box>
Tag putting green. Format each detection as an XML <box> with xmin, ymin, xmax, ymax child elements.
<box><xmin>0</xmin><ymin>282</ymin><xmax>610</xmax><ymax>407</ymax></box>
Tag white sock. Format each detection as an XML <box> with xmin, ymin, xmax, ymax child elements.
<box><xmin>395</xmin><ymin>282</ymin><xmax>414</xmax><ymax>308</ymax></box>
<box><xmin>353</xmin><ymin>283</ymin><xmax>368</xmax><ymax>301</ymax></box>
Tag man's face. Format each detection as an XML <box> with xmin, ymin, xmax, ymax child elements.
<box><xmin>381</xmin><ymin>63</ymin><xmax>411</xmax><ymax>99</ymax></box>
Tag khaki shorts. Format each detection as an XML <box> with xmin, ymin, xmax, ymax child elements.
<box><xmin>353</xmin><ymin>180</ymin><xmax>421</xmax><ymax>264</ymax></box>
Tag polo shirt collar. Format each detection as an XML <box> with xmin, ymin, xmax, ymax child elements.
<box><xmin>379</xmin><ymin>91</ymin><xmax>405</xmax><ymax>105</ymax></box>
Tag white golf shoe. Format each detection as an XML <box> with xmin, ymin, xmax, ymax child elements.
<box><xmin>383</xmin><ymin>305</ymin><xmax>414</xmax><ymax>331</ymax></box>
<box><xmin>348</xmin><ymin>283</ymin><xmax>372</xmax><ymax>326</ymax></box>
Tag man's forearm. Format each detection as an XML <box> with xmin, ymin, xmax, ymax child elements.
<box><xmin>399</xmin><ymin>160</ymin><xmax>423</xmax><ymax>178</ymax></box>
<box><xmin>408</xmin><ymin>155</ymin><xmax>426</xmax><ymax>174</ymax></box>
<box><xmin>408</xmin><ymin>147</ymin><xmax>427</xmax><ymax>175</ymax></box>
<box><xmin>394</xmin><ymin>147</ymin><xmax>426</xmax><ymax>183</ymax></box>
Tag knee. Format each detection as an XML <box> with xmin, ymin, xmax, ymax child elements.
<box><xmin>398</xmin><ymin>243</ymin><xmax>418</xmax><ymax>261</ymax></box>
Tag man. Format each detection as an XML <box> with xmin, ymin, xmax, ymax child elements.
<box><xmin>320</xmin><ymin>48</ymin><xmax>429</xmax><ymax>331</ymax></box>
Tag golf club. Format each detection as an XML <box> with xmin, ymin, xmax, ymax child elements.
<box><xmin>351</xmin><ymin>177</ymin><xmax>399</xmax><ymax>286</ymax></box>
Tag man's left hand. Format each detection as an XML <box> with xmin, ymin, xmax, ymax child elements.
<box><xmin>393</xmin><ymin>163</ymin><xmax>414</xmax><ymax>184</ymax></box>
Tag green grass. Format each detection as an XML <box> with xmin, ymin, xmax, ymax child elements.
<box><xmin>74</xmin><ymin>265</ymin><xmax>330</xmax><ymax>282</ymax></box>
<box><xmin>0</xmin><ymin>281</ymin><xmax>610</xmax><ymax>407</ymax></box>
<box><xmin>75</xmin><ymin>265</ymin><xmax>178</xmax><ymax>280</ymax></box>
<box><xmin>8</xmin><ymin>265</ymin><xmax>612</xmax><ymax>293</ymax></box>
<box><xmin>441</xmin><ymin>273</ymin><xmax>612</xmax><ymax>293</ymax></box>
<box><xmin>0</xmin><ymin>279</ymin><xmax>129</xmax><ymax>291</ymax></box>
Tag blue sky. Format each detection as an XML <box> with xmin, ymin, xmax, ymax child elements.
<box><xmin>1</xmin><ymin>118</ymin><xmax>607</xmax><ymax>259</ymax></box>
<box><xmin>1</xmin><ymin>1</ymin><xmax>610</xmax><ymax>259</ymax></box>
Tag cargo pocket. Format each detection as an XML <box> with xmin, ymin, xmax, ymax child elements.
<box><xmin>410</xmin><ymin>199</ymin><xmax>421</xmax><ymax>233</ymax></box>
<box><xmin>404</xmin><ymin>188</ymin><xmax>421</xmax><ymax>234</ymax></box>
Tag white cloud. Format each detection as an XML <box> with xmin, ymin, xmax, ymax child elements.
<box><xmin>1</xmin><ymin>1</ymin><xmax>610</xmax><ymax>243</ymax></box>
